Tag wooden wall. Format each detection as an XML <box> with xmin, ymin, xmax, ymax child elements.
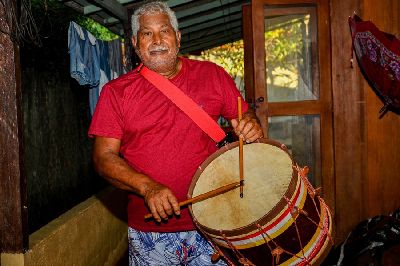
<box><xmin>362</xmin><ymin>0</ymin><xmax>400</xmax><ymax>217</ymax></box>
<box><xmin>331</xmin><ymin>0</ymin><xmax>400</xmax><ymax>241</ymax></box>
<box><xmin>1</xmin><ymin>1</ymin><xmax>108</xmax><ymax>252</ymax></box>
<box><xmin>20</xmin><ymin>4</ymin><xmax>107</xmax><ymax>233</ymax></box>
<box><xmin>0</xmin><ymin>1</ymin><xmax>27</xmax><ymax>252</ymax></box>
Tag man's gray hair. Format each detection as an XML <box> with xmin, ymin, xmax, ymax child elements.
<box><xmin>131</xmin><ymin>1</ymin><xmax>179</xmax><ymax>39</ymax></box>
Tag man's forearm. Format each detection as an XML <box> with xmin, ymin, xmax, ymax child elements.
<box><xmin>93</xmin><ymin>150</ymin><xmax>154</xmax><ymax>196</ymax></box>
<box><xmin>92</xmin><ymin>136</ymin><xmax>181</xmax><ymax>221</ymax></box>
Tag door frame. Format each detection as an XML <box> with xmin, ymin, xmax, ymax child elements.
<box><xmin>244</xmin><ymin>0</ymin><xmax>335</xmax><ymax>228</ymax></box>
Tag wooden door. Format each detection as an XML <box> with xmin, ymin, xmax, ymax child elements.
<box><xmin>243</xmin><ymin>0</ymin><xmax>335</xmax><ymax>223</ymax></box>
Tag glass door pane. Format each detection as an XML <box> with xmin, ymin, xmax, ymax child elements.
<box><xmin>268</xmin><ymin>115</ymin><xmax>321</xmax><ymax>186</ymax></box>
<box><xmin>264</xmin><ymin>7</ymin><xmax>318</xmax><ymax>102</ymax></box>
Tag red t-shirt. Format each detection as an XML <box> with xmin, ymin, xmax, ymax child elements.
<box><xmin>89</xmin><ymin>57</ymin><xmax>248</xmax><ymax>232</ymax></box>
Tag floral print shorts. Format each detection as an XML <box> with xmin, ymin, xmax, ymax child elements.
<box><xmin>128</xmin><ymin>227</ymin><xmax>227</xmax><ymax>266</ymax></box>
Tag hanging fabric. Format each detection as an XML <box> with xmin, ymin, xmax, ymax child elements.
<box><xmin>68</xmin><ymin>21</ymin><xmax>126</xmax><ymax>116</ymax></box>
<box><xmin>349</xmin><ymin>14</ymin><xmax>400</xmax><ymax>118</ymax></box>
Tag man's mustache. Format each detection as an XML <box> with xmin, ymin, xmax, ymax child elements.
<box><xmin>149</xmin><ymin>45</ymin><xmax>169</xmax><ymax>52</ymax></box>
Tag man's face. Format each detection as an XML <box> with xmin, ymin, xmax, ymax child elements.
<box><xmin>133</xmin><ymin>13</ymin><xmax>181</xmax><ymax>73</ymax></box>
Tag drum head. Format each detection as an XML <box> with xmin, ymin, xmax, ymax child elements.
<box><xmin>190</xmin><ymin>141</ymin><xmax>293</xmax><ymax>231</ymax></box>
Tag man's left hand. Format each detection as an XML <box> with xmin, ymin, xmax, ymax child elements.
<box><xmin>230</xmin><ymin>108</ymin><xmax>263</xmax><ymax>143</ymax></box>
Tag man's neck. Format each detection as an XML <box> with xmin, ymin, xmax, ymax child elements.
<box><xmin>159</xmin><ymin>58</ymin><xmax>182</xmax><ymax>79</ymax></box>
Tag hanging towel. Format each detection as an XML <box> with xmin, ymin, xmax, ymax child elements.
<box><xmin>68</xmin><ymin>21</ymin><xmax>127</xmax><ymax>116</ymax></box>
<box><xmin>68</xmin><ymin>21</ymin><xmax>100</xmax><ymax>88</ymax></box>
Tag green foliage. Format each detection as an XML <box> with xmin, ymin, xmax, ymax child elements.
<box><xmin>198</xmin><ymin>40</ymin><xmax>245</xmax><ymax>79</ymax></box>
<box><xmin>76</xmin><ymin>17</ymin><xmax>120</xmax><ymax>41</ymax></box>
<box><xmin>264</xmin><ymin>15</ymin><xmax>311</xmax><ymax>91</ymax></box>
<box><xmin>265</xmin><ymin>17</ymin><xmax>307</xmax><ymax>71</ymax></box>
<box><xmin>189</xmin><ymin>41</ymin><xmax>243</xmax><ymax>80</ymax></box>
<box><xmin>188</xmin><ymin>16</ymin><xmax>306</xmax><ymax>81</ymax></box>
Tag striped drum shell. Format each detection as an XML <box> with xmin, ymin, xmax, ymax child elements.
<box><xmin>188</xmin><ymin>139</ymin><xmax>333</xmax><ymax>266</ymax></box>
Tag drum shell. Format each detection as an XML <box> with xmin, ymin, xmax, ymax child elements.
<box><xmin>213</xmin><ymin>193</ymin><xmax>332</xmax><ymax>265</ymax></box>
<box><xmin>188</xmin><ymin>139</ymin><xmax>333</xmax><ymax>265</ymax></box>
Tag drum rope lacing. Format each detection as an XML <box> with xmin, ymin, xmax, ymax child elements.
<box><xmin>193</xmin><ymin>220</ymin><xmax>236</xmax><ymax>266</ymax></box>
<box><xmin>255</xmin><ymin>223</ymin><xmax>303</xmax><ymax>265</ymax></box>
<box><xmin>298</xmin><ymin>166</ymin><xmax>334</xmax><ymax>245</ymax></box>
<box><xmin>238</xmin><ymin>165</ymin><xmax>331</xmax><ymax>266</ymax></box>
<box><xmin>219</xmin><ymin>230</ymin><xmax>256</xmax><ymax>265</ymax></box>
<box><xmin>283</xmin><ymin>195</ymin><xmax>311</xmax><ymax>265</ymax></box>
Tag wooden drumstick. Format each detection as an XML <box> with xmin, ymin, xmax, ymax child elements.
<box><xmin>238</xmin><ymin>97</ymin><xmax>244</xmax><ymax>198</ymax></box>
<box><xmin>144</xmin><ymin>181</ymin><xmax>241</xmax><ymax>220</ymax></box>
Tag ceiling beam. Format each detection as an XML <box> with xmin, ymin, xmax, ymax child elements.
<box><xmin>175</xmin><ymin>0</ymin><xmax>245</xmax><ymax>19</ymax></box>
<box><xmin>90</xmin><ymin>0</ymin><xmax>128</xmax><ymax>22</ymax></box>
<box><xmin>185</xmin><ymin>0</ymin><xmax>248</xmax><ymax>17</ymax></box>
<box><xmin>63</xmin><ymin>1</ymin><xmax>84</xmax><ymax>13</ymax></box>
<box><xmin>178</xmin><ymin>5</ymin><xmax>243</xmax><ymax>28</ymax></box>
<box><xmin>125</xmin><ymin>0</ymin><xmax>194</xmax><ymax>10</ymax></box>
<box><xmin>180</xmin><ymin>12</ymin><xmax>242</xmax><ymax>34</ymax></box>
<box><xmin>174</xmin><ymin>0</ymin><xmax>221</xmax><ymax>15</ymax></box>
<box><xmin>118</xmin><ymin>0</ymin><xmax>136</xmax><ymax>4</ymax></box>
<box><xmin>181</xmin><ymin>21</ymin><xmax>242</xmax><ymax>42</ymax></box>
<box><xmin>182</xmin><ymin>25</ymin><xmax>242</xmax><ymax>45</ymax></box>
<box><xmin>83</xmin><ymin>4</ymin><xmax>102</xmax><ymax>15</ymax></box>
<box><xmin>181</xmin><ymin>26</ymin><xmax>242</xmax><ymax>50</ymax></box>
<box><xmin>167</xmin><ymin>0</ymin><xmax>194</xmax><ymax>8</ymax></box>
<box><xmin>180</xmin><ymin>32</ymin><xmax>242</xmax><ymax>54</ymax></box>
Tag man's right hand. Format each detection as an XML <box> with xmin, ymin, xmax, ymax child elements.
<box><xmin>143</xmin><ymin>182</ymin><xmax>181</xmax><ymax>222</ymax></box>
<box><xmin>92</xmin><ymin>136</ymin><xmax>180</xmax><ymax>223</ymax></box>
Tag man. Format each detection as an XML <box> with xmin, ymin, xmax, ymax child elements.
<box><xmin>89</xmin><ymin>1</ymin><xmax>263</xmax><ymax>265</ymax></box>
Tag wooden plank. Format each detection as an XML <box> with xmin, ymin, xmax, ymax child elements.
<box><xmin>242</xmin><ymin>4</ymin><xmax>255</xmax><ymax>104</ymax></box>
<box><xmin>331</xmin><ymin>0</ymin><xmax>400</xmax><ymax>243</ymax></box>
<box><xmin>330</xmin><ymin>0</ymin><xmax>365</xmax><ymax>242</ymax></box>
<box><xmin>0</xmin><ymin>1</ymin><xmax>27</xmax><ymax>252</ymax></box>
<box><xmin>261</xmin><ymin>0</ymin><xmax>315</xmax><ymax>3</ymax></box>
<box><xmin>268</xmin><ymin>101</ymin><xmax>326</xmax><ymax>116</ymax></box>
<box><xmin>363</xmin><ymin>0</ymin><xmax>400</xmax><ymax>218</ymax></box>
<box><xmin>251</xmin><ymin>0</ymin><xmax>268</xmax><ymax>135</ymax></box>
<box><xmin>314</xmin><ymin>0</ymin><xmax>335</xmax><ymax>227</ymax></box>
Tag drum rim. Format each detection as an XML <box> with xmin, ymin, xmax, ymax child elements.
<box><xmin>188</xmin><ymin>138</ymin><xmax>299</xmax><ymax>237</ymax></box>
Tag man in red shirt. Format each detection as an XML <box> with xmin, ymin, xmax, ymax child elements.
<box><xmin>89</xmin><ymin>1</ymin><xmax>263</xmax><ymax>265</ymax></box>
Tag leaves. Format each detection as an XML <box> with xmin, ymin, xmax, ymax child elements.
<box><xmin>193</xmin><ymin>40</ymin><xmax>245</xmax><ymax>79</ymax></box>
<box><xmin>76</xmin><ymin>17</ymin><xmax>120</xmax><ymax>41</ymax></box>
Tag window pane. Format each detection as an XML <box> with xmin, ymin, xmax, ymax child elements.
<box><xmin>268</xmin><ymin>115</ymin><xmax>321</xmax><ymax>186</ymax></box>
<box><xmin>264</xmin><ymin>8</ymin><xmax>318</xmax><ymax>102</ymax></box>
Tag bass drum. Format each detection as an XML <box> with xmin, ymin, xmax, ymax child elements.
<box><xmin>188</xmin><ymin>139</ymin><xmax>333</xmax><ymax>266</ymax></box>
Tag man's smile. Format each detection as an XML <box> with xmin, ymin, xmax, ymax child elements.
<box><xmin>149</xmin><ymin>50</ymin><xmax>168</xmax><ymax>56</ymax></box>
